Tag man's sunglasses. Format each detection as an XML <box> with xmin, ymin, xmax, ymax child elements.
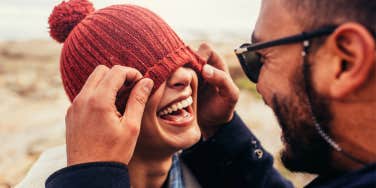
<box><xmin>234</xmin><ymin>26</ymin><xmax>337</xmax><ymax>83</ymax></box>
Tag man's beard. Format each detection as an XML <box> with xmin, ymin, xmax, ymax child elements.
<box><xmin>271</xmin><ymin>61</ymin><xmax>333</xmax><ymax>174</ymax></box>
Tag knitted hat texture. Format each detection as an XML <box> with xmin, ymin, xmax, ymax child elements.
<box><xmin>48</xmin><ymin>0</ymin><xmax>205</xmax><ymax>112</ymax></box>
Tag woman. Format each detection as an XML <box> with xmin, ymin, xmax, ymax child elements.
<box><xmin>16</xmin><ymin>0</ymin><xmax>205</xmax><ymax>187</ymax></box>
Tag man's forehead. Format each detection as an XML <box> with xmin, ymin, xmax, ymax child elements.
<box><xmin>252</xmin><ymin>0</ymin><xmax>301</xmax><ymax>43</ymax></box>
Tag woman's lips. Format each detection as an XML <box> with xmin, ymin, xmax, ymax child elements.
<box><xmin>158</xmin><ymin>96</ymin><xmax>193</xmax><ymax>116</ymax></box>
<box><xmin>157</xmin><ymin>96</ymin><xmax>194</xmax><ymax>127</ymax></box>
<box><xmin>158</xmin><ymin>106</ymin><xmax>194</xmax><ymax>127</ymax></box>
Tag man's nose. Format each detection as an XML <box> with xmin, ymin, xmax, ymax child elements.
<box><xmin>167</xmin><ymin>67</ymin><xmax>192</xmax><ymax>90</ymax></box>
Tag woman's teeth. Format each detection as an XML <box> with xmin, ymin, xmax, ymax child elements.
<box><xmin>158</xmin><ymin>96</ymin><xmax>193</xmax><ymax>116</ymax></box>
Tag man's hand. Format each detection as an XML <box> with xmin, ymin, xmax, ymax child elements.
<box><xmin>65</xmin><ymin>65</ymin><xmax>154</xmax><ymax>166</ymax></box>
<box><xmin>197</xmin><ymin>43</ymin><xmax>240</xmax><ymax>138</ymax></box>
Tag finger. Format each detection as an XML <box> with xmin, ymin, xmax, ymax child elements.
<box><xmin>196</xmin><ymin>43</ymin><xmax>211</xmax><ymax>60</ymax></box>
<box><xmin>79</xmin><ymin>65</ymin><xmax>109</xmax><ymax>96</ymax></box>
<box><xmin>201</xmin><ymin>64</ymin><xmax>239</xmax><ymax>99</ymax></box>
<box><xmin>122</xmin><ymin>78</ymin><xmax>154</xmax><ymax>130</ymax></box>
<box><xmin>96</xmin><ymin>65</ymin><xmax>143</xmax><ymax>102</ymax></box>
<box><xmin>119</xmin><ymin>79</ymin><xmax>153</xmax><ymax>165</ymax></box>
<box><xmin>197</xmin><ymin>43</ymin><xmax>229</xmax><ymax>73</ymax></box>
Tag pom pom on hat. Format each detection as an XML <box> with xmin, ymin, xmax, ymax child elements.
<box><xmin>48</xmin><ymin>0</ymin><xmax>94</xmax><ymax>43</ymax></box>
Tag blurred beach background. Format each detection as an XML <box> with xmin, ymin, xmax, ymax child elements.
<box><xmin>0</xmin><ymin>0</ymin><xmax>315</xmax><ymax>187</ymax></box>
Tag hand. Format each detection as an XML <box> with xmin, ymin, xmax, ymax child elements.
<box><xmin>65</xmin><ymin>65</ymin><xmax>154</xmax><ymax>166</ymax></box>
<box><xmin>197</xmin><ymin>43</ymin><xmax>239</xmax><ymax>138</ymax></box>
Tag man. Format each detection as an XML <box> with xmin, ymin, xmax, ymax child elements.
<box><xmin>46</xmin><ymin>0</ymin><xmax>375</xmax><ymax>187</ymax></box>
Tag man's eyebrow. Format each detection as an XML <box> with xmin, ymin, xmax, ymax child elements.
<box><xmin>251</xmin><ymin>32</ymin><xmax>261</xmax><ymax>44</ymax></box>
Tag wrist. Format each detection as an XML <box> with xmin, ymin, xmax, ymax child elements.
<box><xmin>201</xmin><ymin>127</ymin><xmax>221</xmax><ymax>140</ymax></box>
<box><xmin>200</xmin><ymin>112</ymin><xmax>235</xmax><ymax>139</ymax></box>
<box><xmin>67</xmin><ymin>155</ymin><xmax>128</xmax><ymax>167</ymax></box>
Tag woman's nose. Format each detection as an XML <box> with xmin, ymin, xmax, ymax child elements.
<box><xmin>167</xmin><ymin>67</ymin><xmax>192</xmax><ymax>90</ymax></box>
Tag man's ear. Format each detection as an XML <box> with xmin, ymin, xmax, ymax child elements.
<box><xmin>328</xmin><ymin>22</ymin><xmax>375</xmax><ymax>99</ymax></box>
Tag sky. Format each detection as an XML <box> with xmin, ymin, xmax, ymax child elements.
<box><xmin>0</xmin><ymin>0</ymin><xmax>261</xmax><ymax>41</ymax></box>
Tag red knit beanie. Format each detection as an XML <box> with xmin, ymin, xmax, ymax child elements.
<box><xmin>49</xmin><ymin>0</ymin><xmax>205</xmax><ymax>112</ymax></box>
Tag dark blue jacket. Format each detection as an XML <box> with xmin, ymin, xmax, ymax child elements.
<box><xmin>45</xmin><ymin>114</ymin><xmax>376</xmax><ymax>188</ymax></box>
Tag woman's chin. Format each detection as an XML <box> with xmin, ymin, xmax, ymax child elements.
<box><xmin>158</xmin><ymin>122</ymin><xmax>201</xmax><ymax>151</ymax></box>
<box><xmin>143</xmin><ymin>107</ymin><xmax>201</xmax><ymax>153</ymax></box>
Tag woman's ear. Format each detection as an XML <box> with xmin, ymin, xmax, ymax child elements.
<box><xmin>328</xmin><ymin>23</ymin><xmax>375</xmax><ymax>99</ymax></box>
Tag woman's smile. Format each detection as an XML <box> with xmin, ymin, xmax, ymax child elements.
<box><xmin>138</xmin><ymin>66</ymin><xmax>201</xmax><ymax>152</ymax></box>
<box><xmin>157</xmin><ymin>96</ymin><xmax>194</xmax><ymax>127</ymax></box>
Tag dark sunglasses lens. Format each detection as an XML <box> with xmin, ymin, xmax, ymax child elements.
<box><xmin>237</xmin><ymin>51</ymin><xmax>263</xmax><ymax>83</ymax></box>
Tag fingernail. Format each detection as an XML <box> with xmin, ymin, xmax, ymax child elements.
<box><xmin>203</xmin><ymin>64</ymin><xmax>213</xmax><ymax>78</ymax></box>
<box><xmin>143</xmin><ymin>79</ymin><xmax>154</xmax><ymax>93</ymax></box>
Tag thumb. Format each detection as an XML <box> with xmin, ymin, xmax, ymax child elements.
<box><xmin>202</xmin><ymin>64</ymin><xmax>239</xmax><ymax>100</ymax></box>
<box><xmin>121</xmin><ymin>78</ymin><xmax>154</xmax><ymax>134</ymax></box>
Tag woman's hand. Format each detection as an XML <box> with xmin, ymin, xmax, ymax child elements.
<box><xmin>65</xmin><ymin>65</ymin><xmax>154</xmax><ymax>166</ymax></box>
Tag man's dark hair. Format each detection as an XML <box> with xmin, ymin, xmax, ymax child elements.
<box><xmin>284</xmin><ymin>0</ymin><xmax>376</xmax><ymax>34</ymax></box>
